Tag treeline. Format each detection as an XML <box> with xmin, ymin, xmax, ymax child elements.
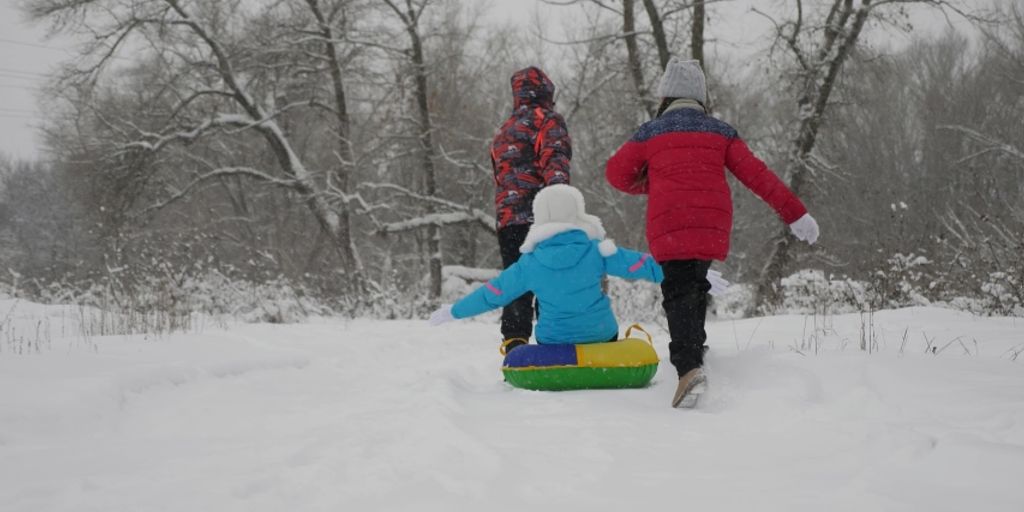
<box><xmin>0</xmin><ymin>0</ymin><xmax>1020</xmax><ymax>317</ymax></box>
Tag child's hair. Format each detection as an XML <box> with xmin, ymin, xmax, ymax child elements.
<box><xmin>655</xmin><ymin>97</ymin><xmax>706</xmax><ymax>117</ymax></box>
<box><xmin>655</xmin><ymin>97</ymin><xmax>679</xmax><ymax>117</ymax></box>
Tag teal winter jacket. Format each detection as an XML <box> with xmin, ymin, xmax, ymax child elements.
<box><xmin>451</xmin><ymin>229</ymin><xmax>663</xmax><ymax>344</ymax></box>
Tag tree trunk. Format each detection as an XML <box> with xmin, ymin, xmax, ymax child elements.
<box><xmin>640</xmin><ymin>0</ymin><xmax>670</xmax><ymax>69</ymax></box>
<box><xmin>623</xmin><ymin>0</ymin><xmax>656</xmax><ymax>117</ymax></box>
<box><xmin>163</xmin><ymin>0</ymin><xmax>350</xmax><ymax>280</ymax></box>
<box><xmin>405</xmin><ymin>8</ymin><xmax>443</xmax><ymax>299</ymax></box>
<box><xmin>692</xmin><ymin>0</ymin><xmax>709</xmax><ymax>111</ymax></box>
<box><xmin>753</xmin><ymin>1</ymin><xmax>873</xmax><ymax>313</ymax></box>
<box><xmin>692</xmin><ymin>0</ymin><xmax>706</xmax><ymax>68</ymax></box>
<box><xmin>305</xmin><ymin>0</ymin><xmax>364</xmax><ymax>279</ymax></box>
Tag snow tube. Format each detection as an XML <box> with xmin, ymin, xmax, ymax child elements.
<box><xmin>501</xmin><ymin>324</ymin><xmax>659</xmax><ymax>391</ymax></box>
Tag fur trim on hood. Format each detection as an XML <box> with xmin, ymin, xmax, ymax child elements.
<box><xmin>598</xmin><ymin>239</ymin><xmax>618</xmax><ymax>256</ymax></box>
<box><xmin>520</xmin><ymin>218</ymin><xmax>606</xmax><ymax>253</ymax></box>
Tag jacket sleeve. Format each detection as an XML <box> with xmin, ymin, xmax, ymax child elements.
<box><xmin>605</xmin><ymin>139</ymin><xmax>649</xmax><ymax>195</ymax></box>
<box><xmin>451</xmin><ymin>261</ymin><xmax>531</xmax><ymax>319</ymax></box>
<box><xmin>536</xmin><ymin>112</ymin><xmax>571</xmax><ymax>185</ymax></box>
<box><xmin>601</xmin><ymin>242</ymin><xmax>663</xmax><ymax>283</ymax></box>
<box><xmin>725</xmin><ymin>137</ymin><xmax>807</xmax><ymax>224</ymax></box>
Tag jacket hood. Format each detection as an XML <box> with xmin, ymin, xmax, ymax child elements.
<box><xmin>528</xmin><ymin>230</ymin><xmax>593</xmax><ymax>270</ymax></box>
<box><xmin>511</xmin><ymin>67</ymin><xmax>555</xmax><ymax>110</ymax></box>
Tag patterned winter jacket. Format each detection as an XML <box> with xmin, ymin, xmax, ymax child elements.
<box><xmin>606</xmin><ymin>101</ymin><xmax>807</xmax><ymax>262</ymax></box>
<box><xmin>491</xmin><ymin>67</ymin><xmax>572</xmax><ymax>229</ymax></box>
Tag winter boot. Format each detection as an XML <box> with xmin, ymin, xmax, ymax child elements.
<box><xmin>499</xmin><ymin>337</ymin><xmax>528</xmax><ymax>356</ymax></box>
<box><xmin>671</xmin><ymin>367</ymin><xmax>707</xmax><ymax>409</ymax></box>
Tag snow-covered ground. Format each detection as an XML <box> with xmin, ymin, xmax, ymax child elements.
<box><xmin>1</xmin><ymin>300</ymin><xmax>1023</xmax><ymax>511</ymax></box>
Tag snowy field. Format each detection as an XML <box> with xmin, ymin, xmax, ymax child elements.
<box><xmin>1</xmin><ymin>300</ymin><xmax>1023</xmax><ymax>512</ymax></box>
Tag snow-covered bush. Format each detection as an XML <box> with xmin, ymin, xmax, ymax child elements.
<box><xmin>978</xmin><ymin>272</ymin><xmax>1024</xmax><ymax>316</ymax></box>
<box><xmin>780</xmin><ymin>269</ymin><xmax>868</xmax><ymax>315</ymax></box>
<box><xmin>709</xmin><ymin>281</ymin><xmax>753</xmax><ymax>320</ymax></box>
<box><xmin>712</xmin><ymin>258</ymin><xmax>956</xmax><ymax>318</ymax></box>
<box><xmin>8</xmin><ymin>254</ymin><xmax>1022</xmax><ymax>337</ymax></box>
<box><xmin>15</xmin><ymin>271</ymin><xmax>340</xmax><ymax>329</ymax></box>
<box><xmin>866</xmin><ymin>252</ymin><xmax>934</xmax><ymax>309</ymax></box>
<box><xmin>607</xmin><ymin>278</ymin><xmax>664</xmax><ymax>325</ymax></box>
<box><xmin>440</xmin><ymin>265</ymin><xmax>498</xmax><ymax>305</ymax></box>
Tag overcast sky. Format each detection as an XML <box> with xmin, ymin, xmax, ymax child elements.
<box><xmin>0</xmin><ymin>0</ymin><xmax>74</xmax><ymax>161</ymax></box>
<box><xmin>0</xmin><ymin>0</ymin><xmax>988</xmax><ymax>161</ymax></box>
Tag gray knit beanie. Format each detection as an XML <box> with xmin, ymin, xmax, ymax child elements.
<box><xmin>657</xmin><ymin>57</ymin><xmax>707</xmax><ymax>104</ymax></box>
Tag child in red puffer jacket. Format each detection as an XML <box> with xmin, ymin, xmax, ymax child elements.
<box><xmin>605</xmin><ymin>57</ymin><xmax>820</xmax><ymax>409</ymax></box>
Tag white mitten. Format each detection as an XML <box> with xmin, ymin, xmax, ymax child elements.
<box><xmin>428</xmin><ymin>304</ymin><xmax>455</xmax><ymax>326</ymax></box>
<box><xmin>789</xmin><ymin>213</ymin><xmax>820</xmax><ymax>245</ymax></box>
<box><xmin>707</xmin><ymin>270</ymin><xmax>730</xmax><ymax>297</ymax></box>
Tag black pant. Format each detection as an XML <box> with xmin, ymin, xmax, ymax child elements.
<box><xmin>661</xmin><ymin>259</ymin><xmax>712</xmax><ymax>376</ymax></box>
<box><xmin>498</xmin><ymin>224</ymin><xmax>535</xmax><ymax>340</ymax></box>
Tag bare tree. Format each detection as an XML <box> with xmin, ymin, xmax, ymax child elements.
<box><xmin>751</xmin><ymin>0</ymin><xmax>976</xmax><ymax>313</ymax></box>
<box><xmin>25</xmin><ymin>0</ymin><xmax>377</xmax><ymax>289</ymax></box>
<box><xmin>624</xmin><ymin>0</ymin><xmax>657</xmax><ymax>116</ymax></box>
<box><xmin>544</xmin><ymin>0</ymin><xmax>703</xmax><ymax>118</ymax></box>
<box><xmin>19</xmin><ymin>0</ymin><xmax>1021</xmax><ymax>318</ymax></box>
<box><xmin>301</xmin><ymin>0</ymin><xmax>364</xmax><ymax>275</ymax></box>
<box><xmin>691</xmin><ymin>0</ymin><xmax>706</xmax><ymax>68</ymax></box>
<box><xmin>379</xmin><ymin>0</ymin><xmax>444</xmax><ymax>299</ymax></box>
<box><xmin>640</xmin><ymin>0</ymin><xmax>671</xmax><ymax>68</ymax></box>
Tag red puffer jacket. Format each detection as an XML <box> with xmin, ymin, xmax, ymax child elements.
<box><xmin>605</xmin><ymin>106</ymin><xmax>806</xmax><ymax>262</ymax></box>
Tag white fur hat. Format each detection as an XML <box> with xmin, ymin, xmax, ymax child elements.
<box><xmin>520</xmin><ymin>184</ymin><xmax>609</xmax><ymax>253</ymax></box>
<box><xmin>657</xmin><ymin>57</ymin><xmax>707</xmax><ymax>104</ymax></box>
<box><xmin>533</xmin><ymin>183</ymin><xmax>587</xmax><ymax>225</ymax></box>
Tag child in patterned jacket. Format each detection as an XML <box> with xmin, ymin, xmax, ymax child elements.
<box><xmin>488</xmin><ymin>67</ymin><xmax>572</xmax><ymax>351</ymax></box>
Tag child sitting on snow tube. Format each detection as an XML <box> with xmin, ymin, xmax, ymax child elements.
<box><xmin>428</xmin><ymin>184</ymin><xmax>664</xmax><ymax>347</ymax></box>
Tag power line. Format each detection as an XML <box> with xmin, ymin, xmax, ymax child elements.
<box><xmin>0</xmin><ymin>37</ymin><xmax>71</xmax><ymax>53</ymax></box>
<box><xmin>0</xmin><ymin>67</ymin><xmax>49</xmax><ymax>78</ymax></box>
<box><xmin>0</xmin><ymin>84</ymin><xmax>41</xmax><ymax>91</ymax></box>
<box><xmin>0</xmin><ymin>107</ymin><xmax>37</xmax><ymax>114</ymax></box>
<box><xmin>1</xmin><ymin>36</ymin><xmax>141</xmax><ymax>63</ymax></box>
<box><xmin>0</xmin><ymin>37</ymin><xmax>134</xmax><ymax>63</ymax></box>
<box><xmin>0</xmin><ymin>72</ymin><xmax>40</xmax><ymax>82</ymax></box>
